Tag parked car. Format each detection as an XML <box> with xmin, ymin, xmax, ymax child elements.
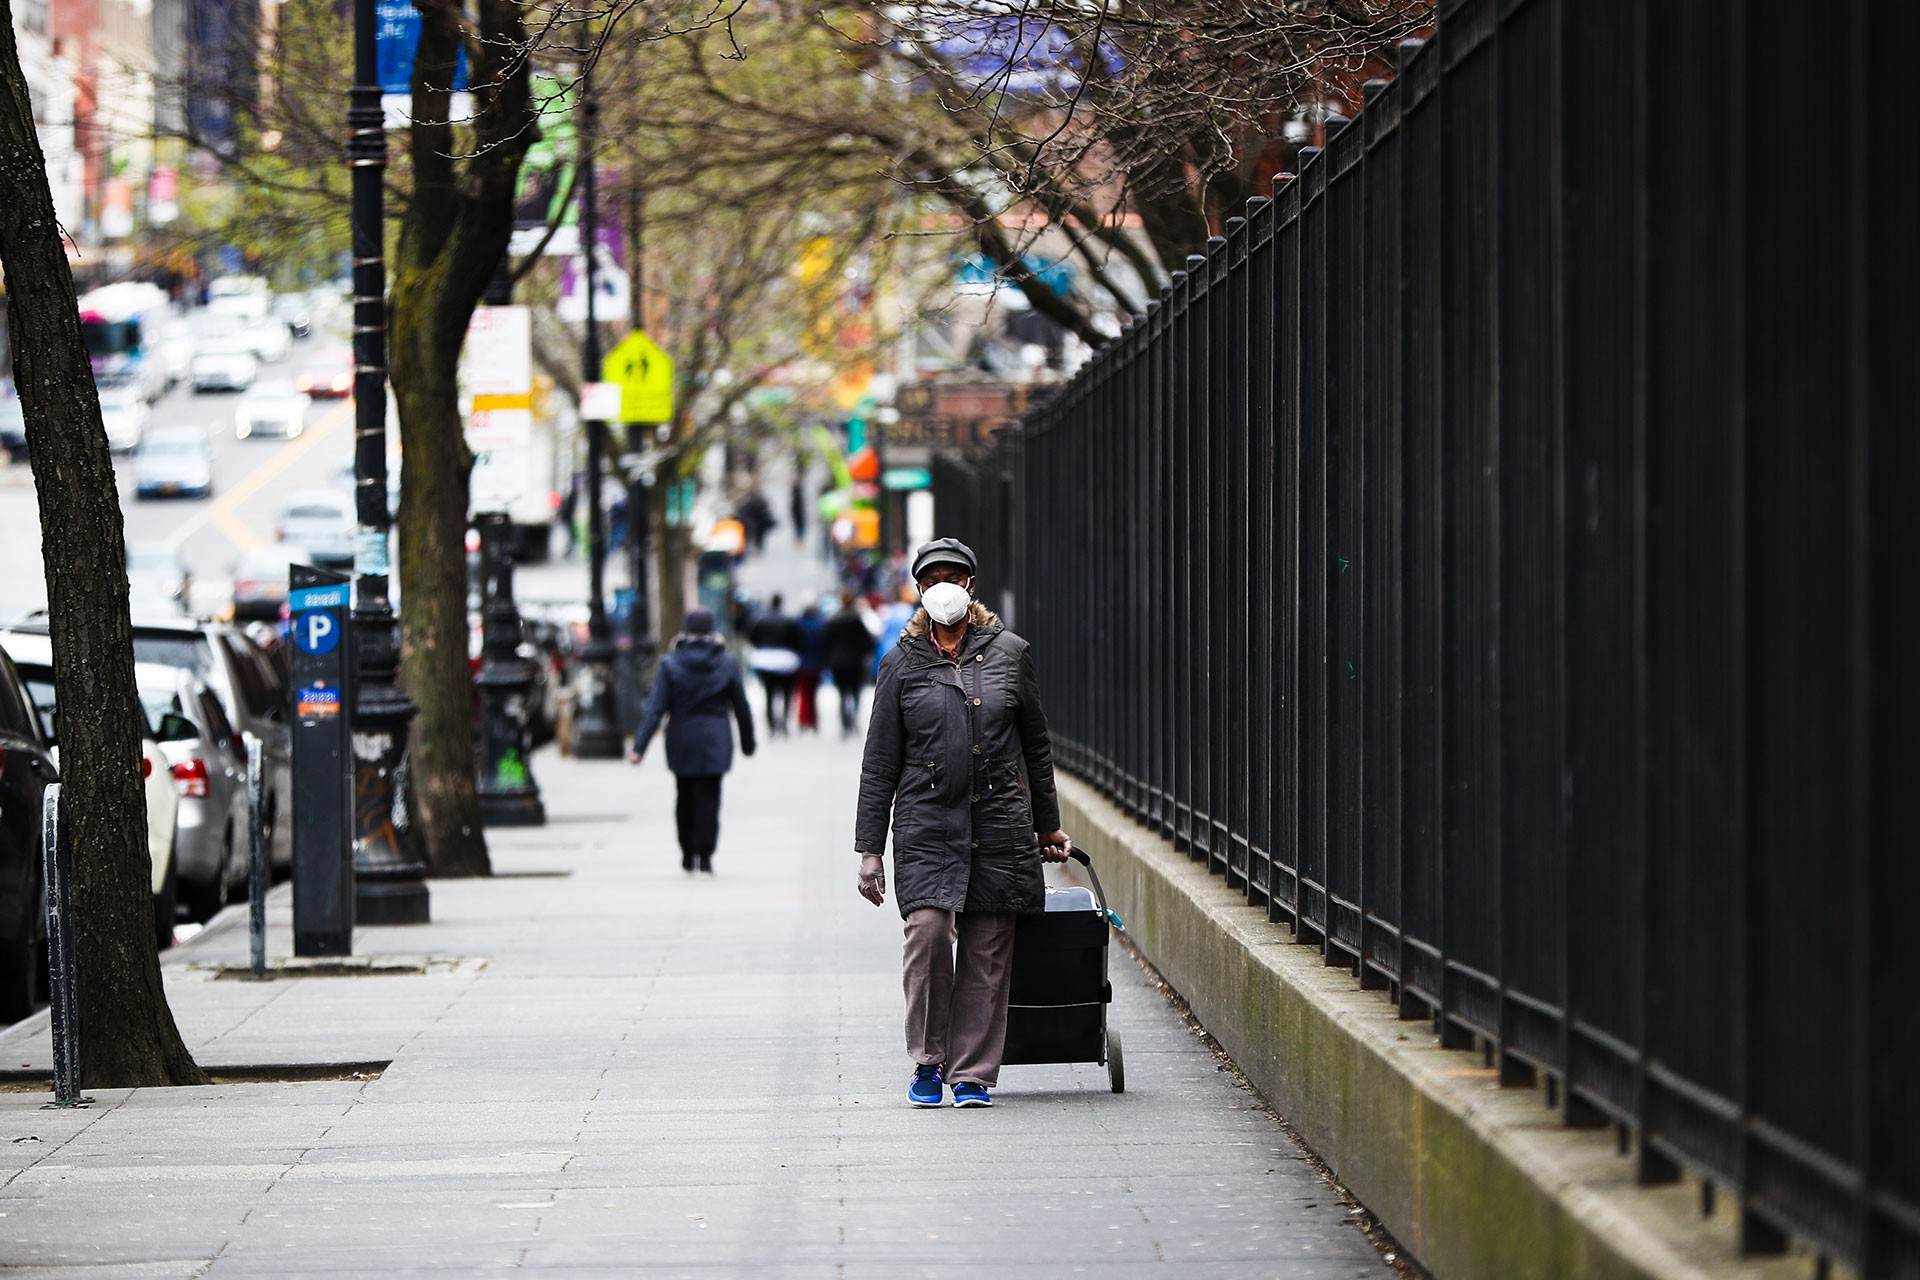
<box><xmin>0</xmin><ymin>644</ymin><xmax>58</xmax><ymax>1021</ymax></box>
<box><xmin>295</xmin><ymin>349</ymin><xmax>354</xmax><ymax>399</ymax></box>
<box><xmin>97</xmin><ymin>377</ymin><xmax>150</xmax><ymax>452</ymax></box>
<box><xmin>136</xmin><ymin>662</ymin><xmax>249</xmax><ymax>921</ymax></box>
<box><xmin>126</xmin><ymin>540</ymin><xmax>193</xmax><ymax>614</ymax></box>
<box><xmin>189</xmin><ymin>340</ymin><xmax>258</xmax><ymax>393</ymax></box>
<box><xmin>133</xmin><ymin>427</ymin><xmax>214</xmax><ymax>500</ymax></box>
<box><xmin>276</xmin><ymin>489</ymin><xmax>356</xmax><ymax>568</ymax></box>
<box><xmin>3</xmin><ymin>631</ymin><xmax>181</xmax><ymax>948</ymax></box>
<box><xmin>235</xmin><ymin>379</ymin><xmax>311</xmax><ymax>440</ymax></box>
<box><xmin>232</xmin><ymin>543</ymin><xmax>308</xmax><ymax>621</ymax></box>
<box><xmin>0</xmin><ymin>394</ymin><xmax>26</xmax><ymax>462</ymax></box>
<box><xmin>127</xmin><ymin>622</ymin><xmax>292</xmax><ymax>875</ymax></box>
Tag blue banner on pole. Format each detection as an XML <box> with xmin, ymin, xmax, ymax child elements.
<box><xmin>376</xmin><ymin>0</ymin><xmax>469</xmax><ymax>95</ymax></box>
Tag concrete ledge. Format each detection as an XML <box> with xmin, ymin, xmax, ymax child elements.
<box><xmin>1059</xmin><ymin>775</ymin><xmax>1817</xmax><ymax>1280</ymax></box>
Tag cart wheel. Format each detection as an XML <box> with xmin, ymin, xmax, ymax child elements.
<box><xmin>1106</xmin><ymin>1027</ymin><xmax>1125</xmax><ymax>1094</ymax></box>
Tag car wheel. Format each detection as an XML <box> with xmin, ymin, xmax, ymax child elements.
<box><xmin>154</xmin><ymin>840</ymin><xmax>180</xmax><ymax>951</ymax></box>
<box><xmin>0</xmin><ymin>880</ymin><xmax>45</xmax><ymax>1024</ymax></box>
<box><xmin>184</xmin><ymin>837</ymin><xmax>232</xmax><ymax>923</ymax></box>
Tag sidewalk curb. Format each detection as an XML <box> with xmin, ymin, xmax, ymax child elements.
<box><xmin>1057</xmin><ymin>774</ymin><xmax>1812</xmax><ymax>1280</ymax></box>
<box><xmin>0</xmin><ymin>889</ymin><xmax>285</xmax><ymax>1055</ymax></box>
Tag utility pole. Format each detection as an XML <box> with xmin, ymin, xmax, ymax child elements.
<box><xmin>571</xmin><ymin>75</ymin><xmax>622</xmax><ymax>758</ymax></box>
<box><xmin>347</xmin><ymin>0</ymin><xmax>427</xmax><ymax>923</ymax></box>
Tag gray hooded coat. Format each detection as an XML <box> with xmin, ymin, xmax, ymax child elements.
<box><xmin>853</xmin><ymin>602</ymin><xmax>1062</xmax><ymax>918</ymax></box>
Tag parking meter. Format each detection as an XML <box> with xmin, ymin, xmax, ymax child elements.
<box><xmin>288</xmin><ymin>564</ymin><xmax>354</xmax><ymax>956</ymax></box>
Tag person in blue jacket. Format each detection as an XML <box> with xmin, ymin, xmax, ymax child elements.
<box><xmin>628</xmin><ymin>608</ymin><xmax>756</xmax><ymax>875</ymax></box>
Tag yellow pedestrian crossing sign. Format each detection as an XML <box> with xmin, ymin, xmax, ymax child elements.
<box><xmin>601</xmin><ymin>331</ymin><xmax>675</xmax><ymax>424</ymax></box>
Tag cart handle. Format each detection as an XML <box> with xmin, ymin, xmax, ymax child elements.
<box><xmin>1065</xmin><ymin>848</ymin><xmax>1121</xmax><ymax>929</ymax></box>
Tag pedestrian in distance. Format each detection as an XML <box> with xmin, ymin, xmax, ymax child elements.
<box><xmin>853</xmin><ymin>537</ymin><xmax>1072</xmax><ymax>1108</ymax></box>
<box><xmin>794</xmin><ymin>599</ymin><xmax>826</xmax><ymax>734</ymax></box>
<box><xmin>628</xmin><ymin>608</ymin><xmax>757</xmax><ymax>875</ymax></box>
<box><xmin>746</xmin><ymin>593</ymin><xmax>803</xmax><ymax>736</ymax></box>
<box><xmin>821</xmin><ymin>590</ymin><xmax>878</xmax><ymax>737</ymax></box>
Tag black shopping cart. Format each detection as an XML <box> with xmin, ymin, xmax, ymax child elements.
<box><xmin>1002</xmin><ymin>849</ymin><xmax>1124</xmax><ymax>1092</ymax></box>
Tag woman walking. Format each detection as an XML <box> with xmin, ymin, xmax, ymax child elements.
<box><xmin>629</xmin><ymin>608</ymin><xmax>756</xmax><ymax>875</ymax></box>
<box><xmin>852</xmin><ymin>538</ymin><xmax>1072</xmax><ymax>1107</ymax></box>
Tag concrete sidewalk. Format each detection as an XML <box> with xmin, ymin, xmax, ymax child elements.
<box><xmin>0</xmin><ymin>734</ymin><xmax>1397</xmax><ymax>1278</ymax></box>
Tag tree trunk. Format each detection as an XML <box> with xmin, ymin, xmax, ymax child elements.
<box><xmin>382</xmin><ymin>0</ymin><xmax>534</xmax><ymax>876</ymax></box>
<box><xmin>389</xmin><ymin>305</ymin><xmax>489</xmax><ymax>876</ymax></box>
<box><xmin>0</xmin><ymin>18</ymin><xmax>204</xmax><ymax>1088</ymax></box>
<box><xmin>656</xmin><ymin>483</ymin><xmax>695</xmax><ymax>637</ymax></box>
<box><xmin>652</xmin><ymin>480</ymin><xmax>692</xmax><ymax>636</ymax></box>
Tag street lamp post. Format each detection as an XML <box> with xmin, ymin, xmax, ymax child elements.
<box><xmin>571</xmin><ymin>80</ymin><xmax>623</xmax><ymax>759</ymax></box>
<box><xmin>347</xmin><ymin>0</ymin><xmax>428</xmax><ymax>923</ymax></box>
<box><xmin>474</xmin><ymin>512</ymin><xmax>546</xmax><ymax>824</ymax></box>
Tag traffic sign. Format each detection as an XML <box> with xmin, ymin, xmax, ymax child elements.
<box><xmin>601</xmin><ymin>331</ymin><xmax>675</xmax><ymax>424</ymax></box>
<box><xmin>293</xmin><ymin>609</ymin><xmax>342</xmax><ymax>656</ymax></box>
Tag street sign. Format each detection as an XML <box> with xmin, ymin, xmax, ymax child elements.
<box><xmin>602</xmin><ymin>331</ymin><xmax>675</xmax><ymax>424</ymax></box>
<box><xmin>288</xmin><ymin>565</ymin><xmax>355</xmax><ymax>958</ymax></box>
<box><xmin>881</xmin><ymin>467</ymin><xmax>932</xmax><ymax>491</ymax></box>
<box><xmin>293</xmin><ymin>607</ymin><xmax>342</xmax><ymax>656</ymax></box>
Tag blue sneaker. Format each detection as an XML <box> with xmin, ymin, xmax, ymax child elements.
<box><xmin>908</xmin><ymin>1063</ymin><xmax>945</xmax><ymax>1107</ymax></box>
<box><xmin>951</xmin><ymin>1081</ymin><xmax>992</xmax><ymax>1108</ymax></box>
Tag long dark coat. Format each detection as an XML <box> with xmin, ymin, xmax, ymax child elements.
<box><xmin>632</xmin><ymin>636</ymin><xmax>756</xmax><ymax>776</ymax></box>
<box><xmin>853</xmin><ymin>602</ymin><xmax>1061</xmax><ymax>918</ymax></box>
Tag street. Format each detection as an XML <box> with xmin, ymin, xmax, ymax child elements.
<box><xmin>0</xmin><ymin>333</ymin><xmax>357</xmax><ymax>623</ymax></box>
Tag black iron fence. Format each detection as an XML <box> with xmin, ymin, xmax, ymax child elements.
<box><xmin>929</xmin><ymin>451</ymin><xmax>1019</xmax><ymax>624</ymax></box>
<box><xmin>964</xmin><ymin>0</ymin><xmax>1917</xmax><ymax>1274</ymax></box>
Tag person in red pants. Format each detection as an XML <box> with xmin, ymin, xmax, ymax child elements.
<box><xmin>793</xmin><ymin>598</ymin><xmax>826</xmax><ymax>733</ymax></box>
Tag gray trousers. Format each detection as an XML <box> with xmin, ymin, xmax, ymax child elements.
<box><xmin>902</xmin><ymin>908</ymin><xmax>1018</xmax><ymax>1087</ymax></box>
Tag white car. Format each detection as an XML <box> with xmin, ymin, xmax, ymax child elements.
<box><xmin>97</xmin><ymin>378</ymin><xmax>151</xmax><ymax>452</ymax></box>
<box><xmin>2</xmin><ymin>629</ymin><xmax>183</xmax><ymax>948</ymax></box>
<box><xmin>134</xmin><ymin>427</ymin><xmax>215</xmax><ymax>500</ymax></box>
<box><xmin>276</xmin><ymin>489</ymin><xmax>356</xmax><ymax>568</ymax></box>
<box><xmin>242</xmin><ymin>321</ymin><xmax>292</xmax><ymax>366</ymax></box>
<box><xmin>190</xmin><ymin>341</ymin><xmax>259</xmax><ymax>392</ymax></box>
<box><xmin>235</xmin><ymin>379</ymin><xmax>311</xmax><ymax>440</ymax></box>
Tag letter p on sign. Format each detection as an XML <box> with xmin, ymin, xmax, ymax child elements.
<box><xmin>297</xmin><ymin>611</ymin><xmax>340</xmax><ymax>656</ymax></box>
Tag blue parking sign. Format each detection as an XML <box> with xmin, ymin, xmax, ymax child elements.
<box><xmin>294</xmin><ymin>609</ymin><xmax>341</xmax><ymax>656</ymax></box>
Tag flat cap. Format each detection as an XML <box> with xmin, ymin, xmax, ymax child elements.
<box><xmin>911</xmin><ymin>537</ymin><xmax>977</xmax><ymax>580</ymax></box>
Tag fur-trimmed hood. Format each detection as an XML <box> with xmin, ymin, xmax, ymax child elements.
<box><xmin>902</xmin><ymin>600</ymin><xmax>1002</xmax><ymax>639</ymax></box>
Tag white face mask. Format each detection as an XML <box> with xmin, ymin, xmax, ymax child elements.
<box><xmin>920</xmin><ymin>581</ymin><xmax>971</xmax><ymax>627</ymax></box>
